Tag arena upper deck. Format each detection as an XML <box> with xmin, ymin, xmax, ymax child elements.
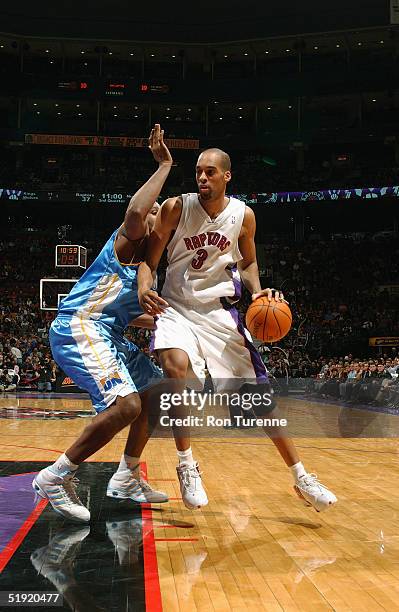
<box><xmin>0</xmin><ymin>0</ymin><xmax>389</xmax><ymax>43</ymax></box>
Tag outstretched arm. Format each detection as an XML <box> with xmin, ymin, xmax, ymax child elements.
<box><xmin>115</xmin><ymin>125</ymin><xmax>173</xmax><ymax>261</ymax></box>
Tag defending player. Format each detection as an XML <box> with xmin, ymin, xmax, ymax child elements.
<box><xmin>32</xmin><ymin>125</ymin><xmax>172</xmax><ymax>523</ymax></box>
<box><xmin>138</xmin><ymin>148</ymin><xmax>337</xmax><ymax>512</ymax></box>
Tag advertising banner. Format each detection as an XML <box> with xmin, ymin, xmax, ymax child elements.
<box><xmin>369</xmin><ymin>337</ymin><xmax>399</xmax><ymax>347</ymax></box>
<box><xmin>25</xmin><ymin>134</ymin><xmax>199</xmax><ymax>149</ymax></box>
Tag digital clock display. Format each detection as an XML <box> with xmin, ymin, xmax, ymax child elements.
<box><xmin>98</xmin><ymin>193</ymin><xmax>126</xmax><ymax>203</ymax></box>
<box><xmin>56</xmin><ymin>246</ymin><xmax>79</xmax><ymax>266</ymax></box>
<box><xmin>55</xmin><ymin>245</ymin><xmax>87</xmax><ymax>268</ymax></box>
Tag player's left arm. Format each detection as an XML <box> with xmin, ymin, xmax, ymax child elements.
<box><xmin>128</xmin><ymin>313</ymin><xmax>156</xmax><ymax>329</ymax></box>
<box><xmin>238</xmin><ymin>206</ymin><xmax>286</xmax><ymax>303</ymax></box>
<box><xmin>116</xmin><ymin>124</ymin><xmax>172</xmax><ymax>248</ymax></box>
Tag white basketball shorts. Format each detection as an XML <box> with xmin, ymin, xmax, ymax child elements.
<box><xmin>151</xmin><ymin>300</ymin><xmax>268</xmax><ymax>391</ymax></box>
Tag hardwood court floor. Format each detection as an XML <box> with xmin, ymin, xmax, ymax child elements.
<box><xmin>0</xmin><ymin>395</ymin><xmax>399</xmax><ymax>611</ymax></box>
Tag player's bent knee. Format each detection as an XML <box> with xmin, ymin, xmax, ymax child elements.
<box><xmin>160</xmin><ymin>360</ymin><xmax>187</xmax><ymax>379</ymax></box>
<box><xmin>114</xmin><ymin>394</ymin><xmax>142</xmax><ymax>425</ymax></box>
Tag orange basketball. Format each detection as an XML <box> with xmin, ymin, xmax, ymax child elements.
<box><xmin>245</xmin><ymin>297</ymin><xmax>292</xmax><ymax>343</ymax></box>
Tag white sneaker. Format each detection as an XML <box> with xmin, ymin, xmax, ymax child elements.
<box><xmin>32</xmin><ymin>468</ymin><xmax>90</xmax><ymax>523</ymax></box>
<box><xmin>106</xmin><ymin>472</ymin><xmax>168</xmax><ymax>503</ymax></box>
<box><xmin>294</xmin><ymin>473</ymin><xmax>337</xmax><ymax>512</ymax></box>
<box><xmin>176</xmin><ymin>462</ymin><xmax>208</xmax><ymax>510</ymax></box>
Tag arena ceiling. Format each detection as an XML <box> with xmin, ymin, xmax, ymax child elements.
<box><xmin>0</xmin><ymin>0</ymin><xmax>390</xmax><ymax>43</ymax></box>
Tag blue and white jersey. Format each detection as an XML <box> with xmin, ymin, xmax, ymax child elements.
<box><xmin>51</xmin><ymin>229</ymin><xmax>162</xmax><ymax>413</ymax></box>
<box><xmin>58</xmin><ymin>228</ymin><xmax>142</xmax><ymax>336</ymax></box>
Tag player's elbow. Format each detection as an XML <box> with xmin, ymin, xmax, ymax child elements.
<box><xmin>123</xmin><ymin>213</ymin><xmax>146</xmax><ymax>241</ymax></box>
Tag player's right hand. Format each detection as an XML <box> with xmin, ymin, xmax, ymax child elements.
<box><xmin>149</xmin><ymin>124</ymin><xmax>173</xmax><ymax>166</ymax></box>
<box><xmin>139</xmin><ymin>289</ymin><xmax>169</xmax><ymax>315</ymax></box>
<box><xmin>252</xmin><ymin>288</ymin><xmax>288</xmax><ymax>303</ymax></box>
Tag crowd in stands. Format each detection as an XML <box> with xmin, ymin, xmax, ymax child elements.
<box><xmin>1</xmin><ymin>229</ymin><xmax>398</xmax><ymax>408</ymax></box>
<box><xmin>261</xmin><ymin>236</ymin><xmax>399</xmax><ymax>356</ymax></box>
<box><xmin>7</xmin><ymin>161</ymin><xmax>399</xmax><ymax>194</ymax></box>
<box><xmin>1</xmin><ymin>145</ymin><xmax>399</xmax><ymax>195</ymax></box>
<box><xmin>264</xmin><ymin>351</ymin><xmax>399</xmax><ymax>408</ymax></box>
<box><xmin>234</xmin><ymin>158</ymin><xmax>399</xmax><ymax>193</ymax></box>
<box><xmin>308</xmin><ymin>356</ymin><xmax>399</xmax><ymax>408</ymax></box>
<box><xmin>0</xmin><ymin>149</ymin><xmax>186</xmax><ymax>194</ymax></box>
<box><xmin>0</xmin><ymin>293</ymin><xmax>55</xmax><ymax>391</ymax></box>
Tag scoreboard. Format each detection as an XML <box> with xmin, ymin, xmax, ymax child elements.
<box><xmin>40</xmin><ymin>245</ymin><xmax>87</xmax><ymax>311</ymax></box>
<box><xmin>55</xmin><ymin>245</ymin><xmax>87</xmax><ymax>268</ymax></box>
<box><xmin>53</xmin><ymin>79</ymin><xmax>170</xmax><ymax>97</ymax></box>
<box><xmin>0</xmin><ymin>189</ymin><xmax>133</xmax><ymax>203</ymax></box>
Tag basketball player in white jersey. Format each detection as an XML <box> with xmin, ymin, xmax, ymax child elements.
<box><xmin>138</xmin><ymin>148</ymin><xmax>337</xmax><ymax>512</ymax></box>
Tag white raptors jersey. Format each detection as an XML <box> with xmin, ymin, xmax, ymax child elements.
<box><xmin>162</xmin><ymin>193</ymin><xmax>246</xmax><ymax>305</ymax></box>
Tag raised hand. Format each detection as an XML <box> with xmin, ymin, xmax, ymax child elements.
<box><xmin>148</xmin><ymin>124</ymin><xmax>173</xmax><ymax>166</ymax></box>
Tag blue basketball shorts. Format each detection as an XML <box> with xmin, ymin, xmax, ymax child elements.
<box><xmin>50</xmin><ymin>316</ymin><xmax>163</xmax><ymax>413</ymax></box>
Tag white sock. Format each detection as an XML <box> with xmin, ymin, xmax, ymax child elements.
<box><xmin>290</xmin><ymin>461</ymin><xmax>307</xmax><ymax>483</ymax></box>
<box><xmin>177</xmin><ymin>447</ymin><xmax>196</xmax><ymax>467</ymax></box>
<box><xmin>115</xmin><ymin>454</ymin><xmax>141</xmax><ymax>479</ymax></box>
<box><xmin>48</xmin><ymin>453</ymin><xmax>78</xmax><ymax>479</ymax></box>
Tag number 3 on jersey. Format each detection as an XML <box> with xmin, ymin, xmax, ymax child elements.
<box><xmin>191</xmin><ymin>248</ymin><xmax>208</xmax><ymax>269</ymax></box>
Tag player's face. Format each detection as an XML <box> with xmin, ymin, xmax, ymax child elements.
<box><xmin>147</xmin><ymin>202</ymin><xmax>160</xmax><ymax>232</ymax></box>
<box><xmin>196</xmin><ymin>152</ymin><xmax>231</xmax><ymax>201</ymax></box>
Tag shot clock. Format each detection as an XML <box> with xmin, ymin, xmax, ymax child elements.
<box><xmin>55</xmin><ymin>245</ymin><xmax>87</xmax><ymax>269</ymax></box>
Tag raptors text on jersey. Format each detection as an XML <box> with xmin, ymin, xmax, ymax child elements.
<box><xmin>162</xmin><ymin>193</ymin><xmax>246</xmax><ymax>305</ymax></box>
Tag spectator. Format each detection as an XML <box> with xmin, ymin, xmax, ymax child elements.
<box><xmin>37</xmin><ymin>359</ymin><xmax>54</xmax><ymax>392</ymax></box>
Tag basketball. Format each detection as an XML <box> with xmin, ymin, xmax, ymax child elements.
<box><xmin>245</xmin><ymin>297</ymin><xmax>292</xmax><ymax>343</ymax></box>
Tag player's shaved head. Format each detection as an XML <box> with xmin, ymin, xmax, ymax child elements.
<box><xmin>198</xmin><ymin>148</ymin><xmax>231</xmax><ymax>172</ymax></box>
